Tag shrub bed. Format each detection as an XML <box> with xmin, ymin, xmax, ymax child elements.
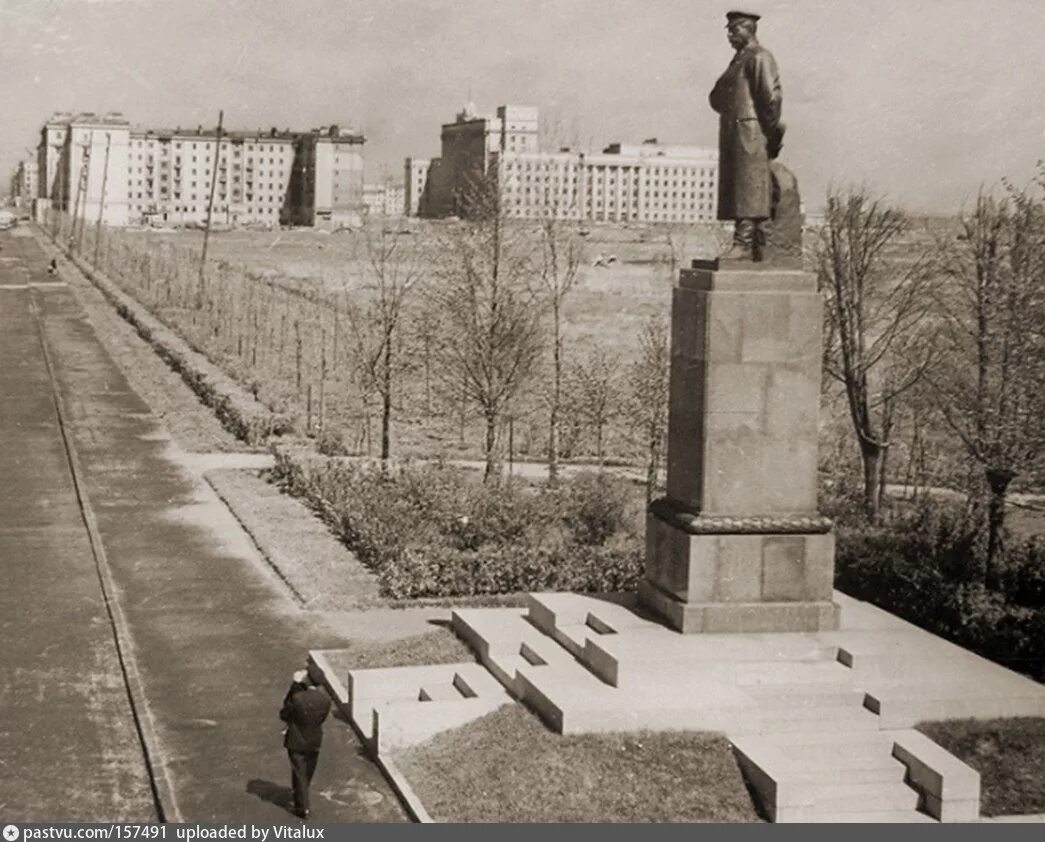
<box><xmin>835</xmin><ymin>502</ymin><xmax>1045</xmax><ymax>680</ymax></box>
<box><xmin>272</xmin><ymin>445</ymin><xmax>644</xmax><ymax>599</ymax></box>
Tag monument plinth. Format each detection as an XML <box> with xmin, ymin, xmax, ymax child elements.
<box><xmin>640</xmin><ymin>265</ymin><xmax>840</xmax><ymax>633</ymax></box>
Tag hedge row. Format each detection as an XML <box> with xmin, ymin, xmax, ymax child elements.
<box><xmin>65</xmin><ymin>249</ymin><xmax>291</xmax><ymax>444</ymax></box>
<box><xmin>835</xmin><ymin>503</ymin><xmax>1045</xmax><ymax>681</ymax></box>
<box><xmin>271</xmin><ymin>445</ymin><xmax>644</xmax><ymax>599</ymax></box>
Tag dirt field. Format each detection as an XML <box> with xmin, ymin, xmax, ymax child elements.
<box><xmin>114</xmin><ymin>220</ymin><xmax>726</xmax><ymax>359</ymax></box>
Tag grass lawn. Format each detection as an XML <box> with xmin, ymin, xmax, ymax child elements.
<box><xmin>917</xmin><ymin>718</ymin><xmax>1045</xmax><ymax>817</ymax></box>
<box><xmin>322</xmin><ymin>628</ymin><xmax>475</xmax><ymax>677</ymax></box>
<box><xmin>396</xmin><ymin>704</ymin><xmax>762</xmax><ymax>823</ymax></box>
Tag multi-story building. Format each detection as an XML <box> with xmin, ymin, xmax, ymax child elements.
<box><xmin>38</xmin><ymin>112</ymin><xmax>73</xmax><ymax>205</ymax></box>
<box><xmin>124</xmin><ymin>125</ymin><xmax>261</xmax><ymax>227</ymax></box>
<box><xmin>287</xmin><ymin>125</ymin><xmax>366</xmax><ymax>228</ymax></box>
<box><xmin>502</xmin><ymin>141</ymin><xmax>718</xmax><ymax>224</ymax></box>
<box><xmin>36</xmin><ymin>113</ymin><xmax>365</xmax><ymax>229</ymax></box>
<box><xmin>413</xmin><ymin>104</ymin><xmax>718</xmax><ymax>224</ymax></box>
<box><xmin>11</xmin><ymin>160</ymin><xmax>39</xmax><ymax>210</ymax></box>
<box><xmin>38</xmin><ymin>112</ymin><xmax>131</xmax><ymax>226</ymax></box>
<box><xmin>363</xmin><ymin>182</ymin><xmax>405</xmax><ymax>217</ymax></box>
<box><xmin>404</xmin><ymin>157</ymin><xmax>430</xmax><ymax>216</ymax></box>
<box><xmin>421</xmin><ymin>104</ymin><xmax>539</xmax><ymax>217</ymax></box>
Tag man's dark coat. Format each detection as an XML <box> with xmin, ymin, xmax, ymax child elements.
<box><xmin>280</xmin><ymin>685</ymin><xmax>332</xmax><ymax>753</ymax></box>
<box><xmin>709</xmin><ymin>41</ymin><xmax>783</xmax><ymax>220</ymax></box>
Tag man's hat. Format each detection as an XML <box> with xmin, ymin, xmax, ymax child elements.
<box><xmin>726</xmin><ymin>9</ymin><xmax>761</xmax><ymax>23</ymax></box>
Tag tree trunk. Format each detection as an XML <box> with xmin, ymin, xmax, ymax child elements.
<box><xmin>548</xmin><ymin>304</ymin><xmax>561</xmax><ymax>484</ymax></box>
<box><xmin>483</xmin><ymin>410</ymin><xmax>500</xmax><ymax>483</ymax></box>
<box><xmin>381</xmin><ymin>342</ymin><xmax>392</xmax><ymax>461</ymax></box>
<box><xmin>984</xmin><ymin>467</ymin><xmax>1015</xmax><ymax>589</ymax></box>
<box><xmin>859</xmin><ymin>439</ymin><xmax>884</xmax><ymax>523</ymax></box>
<box><xmin>646</xmin><ymin>438</ymin><xmax>660</xmax><ymax>503</ymax></box>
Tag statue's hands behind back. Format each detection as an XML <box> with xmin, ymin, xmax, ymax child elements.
<box><xmin>767</xmin><ymin>122</ymin><xmax>786</xmax><ymax>160</ymax></box>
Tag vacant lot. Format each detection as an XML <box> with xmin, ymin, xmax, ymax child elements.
<box><xmin>118</xmin><ymin>220</ymin><xmax>721</xmax><ymax>358</ymax></box>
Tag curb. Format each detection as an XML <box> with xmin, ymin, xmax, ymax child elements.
<box><xmin>25</xmin><ymin>283</ymin><xmax>183</xmax><ymax>823</ymax></box>
<box><xmin>376</xmin><ymin>755</ymin><xmax>435</xmax><ymax>824</ymax></box>
<box><xmin>308</xmin><ymin>650</ymin><xmax>435</xmax><ymax>823</ymax></box>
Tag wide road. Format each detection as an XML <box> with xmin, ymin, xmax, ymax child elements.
<box><xmin>0</xmin><ymin>229</ymin><xmax>403</xmax><ymax>823</ymax></box>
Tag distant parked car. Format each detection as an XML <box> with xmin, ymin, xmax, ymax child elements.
<box><xmin>0</xmin><ymin>209</ymin><xmax>16</xmax><ymax>230</ymax></box>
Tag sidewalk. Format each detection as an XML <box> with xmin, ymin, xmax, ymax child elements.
<box><xmin>0</xmin><ymin>232</ymin><xmax>155</xmax><ymax>822</ymax></box>
<box><xmin>1</xmin><ymin>231</ymin><xmax>404</xmax><ymax>822</ymax></box>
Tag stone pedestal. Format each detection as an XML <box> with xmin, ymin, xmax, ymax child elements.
<box><xmin>640</xmin><ymin>265</ymin><xmax>839</xmax><ymax>633</ymax></box>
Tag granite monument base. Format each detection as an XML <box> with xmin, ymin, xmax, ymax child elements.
<box><xmin>640</xmin><ymin>263</ymin><xmax>839</xmax><ymax>633</ymax></box>
<box><xmin>641</xmin><ymin>509</ymin><xmax>839</xmax><ymax>633</ymax></box>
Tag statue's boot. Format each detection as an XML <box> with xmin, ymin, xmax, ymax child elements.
<box><xmin>718</xmin><ymin>218</ymin><xmax>757</xmax><ymax>261</ymax></box>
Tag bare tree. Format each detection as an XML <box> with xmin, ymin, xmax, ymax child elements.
<box><xmin>815</xmin><ymin>187</ymin><xmax>937</xmax><ymax>522</ymax></box>
<box><xmin>626</xmin><ymin>317</ymin><xmax>671</xmax><ymax>502</ymax></box>
<box><xmin>536</xmin><ymin>200</ymin><xmax>584</xmax><ymax>483</ymax></box>
<box><xmin>930</xmin><ymin>186</ymin><xmax>1045</xmax><ymax>583</ymax></box>
<box><xmin>343</xmin><ymin>225</ymin><xmax>425</xmax><ymax>461</ymax></box>
<box><xmin>570</xmin><ymin>346</ymin><xmax>622</xmax><ymax>467</ymax></box>
<box><xmin>429</xmin><ymin>181</ymin><xmax>543</xmax><ymax>481</ymax></box>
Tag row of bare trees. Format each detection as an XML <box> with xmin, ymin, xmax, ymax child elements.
<box><xmin>816</xmin><ymin>170</ymin><xmax>1045</xmax><ymax>582</ymax></box>
<box><xmin>56</xmin><ymin>179</ymin><xmax>672</xmax><ymax>493</ymax></box>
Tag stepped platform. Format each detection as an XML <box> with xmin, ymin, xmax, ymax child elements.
<box><xmin>311</xmin><ymin>589</ymin><xmax>1045</xmax><ymax>822</ymax></box>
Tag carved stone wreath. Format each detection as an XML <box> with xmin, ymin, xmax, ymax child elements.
<box><xmin>650</xmin><ymin>498</ymin><xmax>833</xmax><ymax>535</ymax></box>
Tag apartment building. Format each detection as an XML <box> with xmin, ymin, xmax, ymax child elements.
<box><xmin>36</xmin><ymin>113</ymin><xmax>365</xmax><ymax>228</ymax></box>
<box><xmin>125</xmin><ymin>127</ymin><xmax>293</xmax><ymax>226</ymax></box>
<box><xmin>11</xmin><ymin>160</ymin><xmax>39</xmax><ymax>210</ymax></box>
<box><xmin>421</xmin><ymin>103</ymin><xmax>539</xmax><ymax>217</ymax></box>
<box><xmin>362</xmin><ymin>182</ymin><xmax>405</xmax><ymax>217</ymax></box>
<box><xmin>404</xmin><ymin>157</ymin><xmax>431</xmax><ymax>216</ymax></box>
<box><xmin>287</xmin><ymin>126</ymin><xmax>366</xmax><ymax>228</ymax></box>
<box><xmin>412</xmin><ymin>104</ymin><xmax>718</xmax><ymax>224</ymax></box>
<box><xmin>38</xmin><ymin>112</ymin><xmax>131</xmax><ymax>226</ymax></box>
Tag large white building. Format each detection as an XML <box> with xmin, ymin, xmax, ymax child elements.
<box><xmin>410</xmin><ymin>104</ymin><xmax>718</xmax><ymax>224</ymax></box>
<box><xmin>38</xmin><ymin>112</ymin><xmax>132</xmax><ymax>227</ymax></box>
<box><xmin>36</xmin><ymin>113</ymin><xmax>366</xmax><ymax>228</ymax></box>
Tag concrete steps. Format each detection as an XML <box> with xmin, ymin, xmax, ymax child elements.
<box><xmin>443</xmin><ymin>594</ymin><xmax>996</xmax><ymax>822</ymax></box>
<box><xmin>805</xmin><ymin>780</ymin><xmax>921</xmax><ymax>815</ymax></box>
<box><xmin>807</xmin><ymin>810</ymin><xmax>937</xmax><ymax>823</ymax></box>
<box><xmin>750</xmin><ymin>704</ymin><xmax>882</xmax><ymax>734</ymax></box>
<box><xmin>736</xmin><ymin>659</ymin><xmax>853</xmax><ymax>687</ymax></box>
<box><xmin>733</xmin><ymin>729</ymin><xmax>934</xmax><ymax>822</ymax></box>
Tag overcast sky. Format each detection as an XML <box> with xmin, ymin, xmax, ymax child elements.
<box><xmin>2</xmin><ymin>0</ymin><xmax>1043</xmax><ymax>213</ymax></box>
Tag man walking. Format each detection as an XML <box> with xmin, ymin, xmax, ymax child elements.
<box><xmin>280</xmin><ymin>668</ymin><xmax>332</xmax><ymax>820</ymax></box>
<box><xmin>709</xmin><ymin>9</ymin><xmax>785</xmax><ymax>261</ymax></box>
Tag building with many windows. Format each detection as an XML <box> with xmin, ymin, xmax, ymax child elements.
<box><xmin>410</xmin><ymin>104</ymin><xmax>718</xmax><ymax>224</ymax></box>
<box><xmin>404</xmin><ymin>157</ymin><xmax>431</xmax><ymax>217</ymax></box>
<box><xmin>287</xmin><ymin>126</ymin><xmax>367</xmax><ymax>228</ymax></box>
<box><xmin>362</xmin><ymin>182</ymin><xmax>405</xmax><ymax>217</ymax></box>
<box><xmin>38</xmin><ymin>112</ymin><xmax>131</xmax><ymax>226</ymax></box>
<box><xmin>11</xmin><ymin>160</ymin><xmax>39</xmax><ymax>210</ymax></box>
<box><xmin>36</xmin><ymin>113</ymin><xmax>365</xmax><ymax>228</ymax></box>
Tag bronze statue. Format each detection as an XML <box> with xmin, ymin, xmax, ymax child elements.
<box><xmin>709</xmin><ymin>9</ymin><xmax>787</xmax><ymax>263</ymax></box>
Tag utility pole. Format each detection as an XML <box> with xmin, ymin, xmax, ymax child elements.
<box><xmin>93</xmin><ymin>133</ymin><xmax>112</xmax><ymax>266</ymax></box>
<box><xmin>52</xmin><ymin>141</ymin><xmax>65</xmax><ymax>238</ymax></box>
<box><xmin>197</xmin><ymin>110</ymin><xmax>224</xmax><ymax>308</ymax></box>
<box><xmin>69</xmin><ymin>130</ymin><xmax>93</xmax><ymax>253</ymax></box>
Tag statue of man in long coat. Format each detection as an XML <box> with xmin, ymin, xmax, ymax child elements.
<box><xmin>709</xmin><ymin>10</ymin><xmax>784</xmax><ymax>261</ymax></box>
